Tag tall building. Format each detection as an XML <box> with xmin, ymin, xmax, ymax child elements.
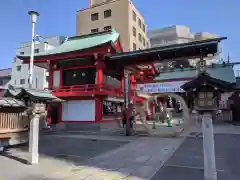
<box><xmin>76</xmin><ymin>0</ymin><xmax>150</xmax><ymax>52</ymax></box>
<box><xmin>148</xmin><ymin>25</ymin><xmax>219</xmax><ymax>66</ymax></box>
<box><xmin>12</xmin><ymin>36</ymin><xmax>65</xmax><ymax>89</ymax></box>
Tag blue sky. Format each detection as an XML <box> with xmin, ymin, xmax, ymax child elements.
<box><xmin>0</xmin><ymin>0</ymin><xmax>239</xmax><ymax>69</ymax></box>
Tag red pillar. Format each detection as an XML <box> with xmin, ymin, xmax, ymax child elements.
<box><xmin>95</xmin><ymin>57</ymin><xmax>104</xmax><ymax>122</ymax></box>
<box><xmin>97</xmin><ymin>68</ymin><xmax>103</xmax><ymax>86</ymax></box>
<box><xmin>48</xmin><ymin>62</ymin><xmax>53</xmax><ymax>90</ymax></box>
<box><xmin>121</xmin><ymin>72</ymin><xmax>124</xmax><ymax>93</ymax></box>
<box><xmin>130</xmin><ymin>74</ymin><xmax>135</xmax><ymax>102</ymax></box>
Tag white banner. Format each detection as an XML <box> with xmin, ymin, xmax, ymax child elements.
<box><xmin>136</xmin><ymin>81</ymin><xmax>188</xmax><ymax>93</ymax></box>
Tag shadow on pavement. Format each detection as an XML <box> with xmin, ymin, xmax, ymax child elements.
<box><xmin>1</xmin><ymin>133</ymin><xmax>133</xmax><ymax>180</ymax></box>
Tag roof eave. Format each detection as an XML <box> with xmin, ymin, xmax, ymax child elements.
<box><xmin>17</xmin><ymin>41</ymin><xmax>115</xmax><ymax>61</ymax></box>
<box><xmin>110</xmin><ymin>37</ymin><xmax>227</xmax><ymax>60</ymax></box>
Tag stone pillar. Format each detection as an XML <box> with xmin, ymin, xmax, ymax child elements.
<box><xmin>29</xmin><ymin>103</ymin><xmax>46</xmax><ymax>165</ymax></box>
<box><xmin>202</xmin><ymin>113</ymin><xmax>217</xmax><ymax>180</ymax></box>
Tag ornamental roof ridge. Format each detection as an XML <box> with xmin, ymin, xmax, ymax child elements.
<box><xmin>69</xmin><ymin>29</ymin><xmax>116</xmax><ymax>41</ymax></box>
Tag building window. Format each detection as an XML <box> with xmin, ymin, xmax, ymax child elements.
<box><xmin>16</xmin><ymin>65</ymin><xmax>21</xmax><ymax>71</ymax></box>
<box><xmin>91</xmin><ymin>28</ymin><xmax>99</xmax><ymax>33</ymax></box>
<box><xmin>34</xmin><ymin>49</ymin><xmax>39</xmax><ymax>53</ymax></box>
<box><xmin>138</xmin><ymin>18</ymin><xmax>142</xmax><ymax>28</ymax></box>
<box><xmin>138</xmin><ymin>33</ymin><xmax>142</xmax><ymax>43</ymax></box>
<box><xmin>104</xmin><ymin>26</ymin><xmax>112</xmax><ymax>31</ymax></box>
<box><xmin>104</xmin><ymin>10</ymin><xmax>112</xmax><ymax>18</ymax></box>
<box><xmin>132</xmin><ymin>26</ymin><xmax>136</xmax><ymax>37</ymax></box>
<box><xmin>20</xmin><ymin>52</ymin><xmax>24</xmax><ymax>55</ymax></box>
<box><xmin>142</xmin><ymin>24</ymin><xmax>146</xmax><ymax>32</ymax></box>
<box><xmin>143</xmin><ymin>38</ymin><xmax>146</xmax><ymax>46</ymax></box>
<box><xmin>20</xmin><ymin>79</ymin><xmax>25</xmax><ymax>85</ymax></box>
<box><xmin>0</xmin><ymin>79</ymin><xmax>3</xmax><ymax>85</ymax></box>
<box><xmin>133</xmin><ymin>43</ymin><xmax>136</xmax><ymax>51</ymax></box>
<box><xmin>14</xmin><ymin>80</ymin><xmax>16</xmax><ymax>85</ymax></box>
<box><xmin>91</xmin><ymin>13</ymin><xmax>99</xmax><ymax>21</ymax></box>
<box><xmin>132</xmin><ymin>11</ymin><xmax>136</xmax><ymax>21</ymax></box>
<box><xmin>46</xmin><ymin>75</ymin><xmax>49</xmax><ymax>82</ymax></box>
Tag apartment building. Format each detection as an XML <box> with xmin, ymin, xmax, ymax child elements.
<box><xmin>76</xmin><ymin>0</ymin><xmax>150</xmax><ymax>52</ymax></box>
<box><xmin>148</xmin><ymin>25</ymin><xmax>219</xmax><ymax>66</ymax></box>
<box><xmin>12</xmin><ymin>36</ymin><xmax>65</xmax><ymax>89</ymax></box>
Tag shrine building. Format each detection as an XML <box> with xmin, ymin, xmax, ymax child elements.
<box><xmin>17</xmin><ymin>29</ymin><xmax>226</xmax><ymax>128</ymax></box>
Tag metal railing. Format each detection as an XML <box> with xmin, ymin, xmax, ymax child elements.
<box><xmin>52</xmin><ymin>84</ymin><xmax>123</xmax><ymax>96</ymax></box>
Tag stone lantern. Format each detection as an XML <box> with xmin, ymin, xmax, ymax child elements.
<box><xmin>181</xmin><ymin>72</ymin><xmax>232</xmax><ymax>180</ymax></box>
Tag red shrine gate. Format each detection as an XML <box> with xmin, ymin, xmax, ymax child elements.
<box><xmin>17</xmin><ymin>29</ymin><xmax>226</xmax><ymax>130</ymax></box>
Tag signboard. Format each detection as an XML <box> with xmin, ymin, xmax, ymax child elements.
<box><xmin>102</xmin><ymin>101</ymin><xmax>122</xmax><ymax>115</ymax></box>
<box><xmin>136</xmin><ymin>81</ymin><xmax>188</xmax><ymax>93</ymax></box>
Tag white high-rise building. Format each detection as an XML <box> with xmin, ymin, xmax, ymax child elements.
<box><xmin>11</xmin><ymin>36</ymin><xmax>66</xmax><ymax>89</ymax></box>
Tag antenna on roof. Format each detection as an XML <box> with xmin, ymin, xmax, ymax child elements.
<box><xmin>227</xmin><ymin>52</ymin><xmax>230</xmax><ymax>63</ymax></box>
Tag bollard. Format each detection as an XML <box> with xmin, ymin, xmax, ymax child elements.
<box><xmin>152</xmin><ymin>121</ymin><xmax>156</xmax><ymax>129</ymax></box>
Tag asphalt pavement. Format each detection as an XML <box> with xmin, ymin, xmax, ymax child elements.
<box><xmin>151</xmin><ymin>134</ymin><xmax>240</xmax><ymax>180</ymax></box>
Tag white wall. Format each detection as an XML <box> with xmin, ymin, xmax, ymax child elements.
<box><xmin>62</xmin><ymin>100</ymin><xmax>96</xmax><ymax>121</ymax></box>
<box><xmin>11</xmin><ymin>58</ymin><xmax>47</xmax><ymax>89</ymax></box>
<box><xmin>11</xmin><ymin>36</ymin><xmax>65</xmax><ymax>89</ymax></box>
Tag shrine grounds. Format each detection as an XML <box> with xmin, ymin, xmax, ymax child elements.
<box><xmin>0</xmin><ymin>124</ymin><xmax>240</xmax><ymax>180</ymax></box>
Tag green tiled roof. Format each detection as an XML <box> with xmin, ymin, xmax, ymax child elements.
<box><xmin>0</xmin><ymin>97</ymin><xmax>25</xmax><ymax>108</ymax></box>
<box><xmin>154</xmin><ymin>64</ymin><xmax>236</xmax><ymax>83</ymax></box>
<box><xmin>5</xmin><ymin>85</ymin><xmax>62</xmax><ymax>101</ymax></box>
<box><xmin>17</xmin><ymin>29</ymin><xmax>119</xmax><ymax>58</ymax></box>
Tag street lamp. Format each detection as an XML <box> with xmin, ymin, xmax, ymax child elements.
<box><xmin>28</xmin><ymin>10</ymin><xmax>40</xmax><ymax>165</ymax></box>
<box><xmin>28</xmin><ymin>11</ymin><xmax>39</xmax><ymax>89</ymax></box>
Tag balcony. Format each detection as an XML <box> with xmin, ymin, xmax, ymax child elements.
<box><xmin>52</xmin><ymin>84</ymin><xmax>123</xmax><ymax>98</ymax></box>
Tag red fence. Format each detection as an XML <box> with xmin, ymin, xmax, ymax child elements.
<box><xmin>52</xmin><ymin>84</ymin><xmax>123</xmax><ymax>97</ymax></box>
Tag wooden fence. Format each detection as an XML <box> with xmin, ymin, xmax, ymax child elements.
<box><xmin>0</xmin><ymin>112</ymin><xmax>29</xmax><ymax>133</ymax></box>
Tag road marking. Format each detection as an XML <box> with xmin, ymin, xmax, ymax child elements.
<box><xmin>166</xmin><ymin>164</ymin><xmax>225</xmax><ymax>172</ymax></box>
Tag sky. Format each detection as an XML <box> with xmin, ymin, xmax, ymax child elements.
<box><xmin>0</xmin><ymin>0</ymin><xmax>239</xmax><ymax>69</ymax></box>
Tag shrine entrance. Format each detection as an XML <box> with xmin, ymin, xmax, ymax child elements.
<box><xmin>105</xmin><ymin>37</ymin><xmax>226</xmax><ymax>136</ymax></box>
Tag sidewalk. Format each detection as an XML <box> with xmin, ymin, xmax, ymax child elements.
<box><xmin>41</xmin><ymin>136</ymin><xmax>184</xmax><ymax>180</ymax></box>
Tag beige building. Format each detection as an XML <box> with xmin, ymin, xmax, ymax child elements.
<box><xmin>76</xmin><ymin>0</ymin><xmax>150</xmax><ymax>52</ymax></box>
